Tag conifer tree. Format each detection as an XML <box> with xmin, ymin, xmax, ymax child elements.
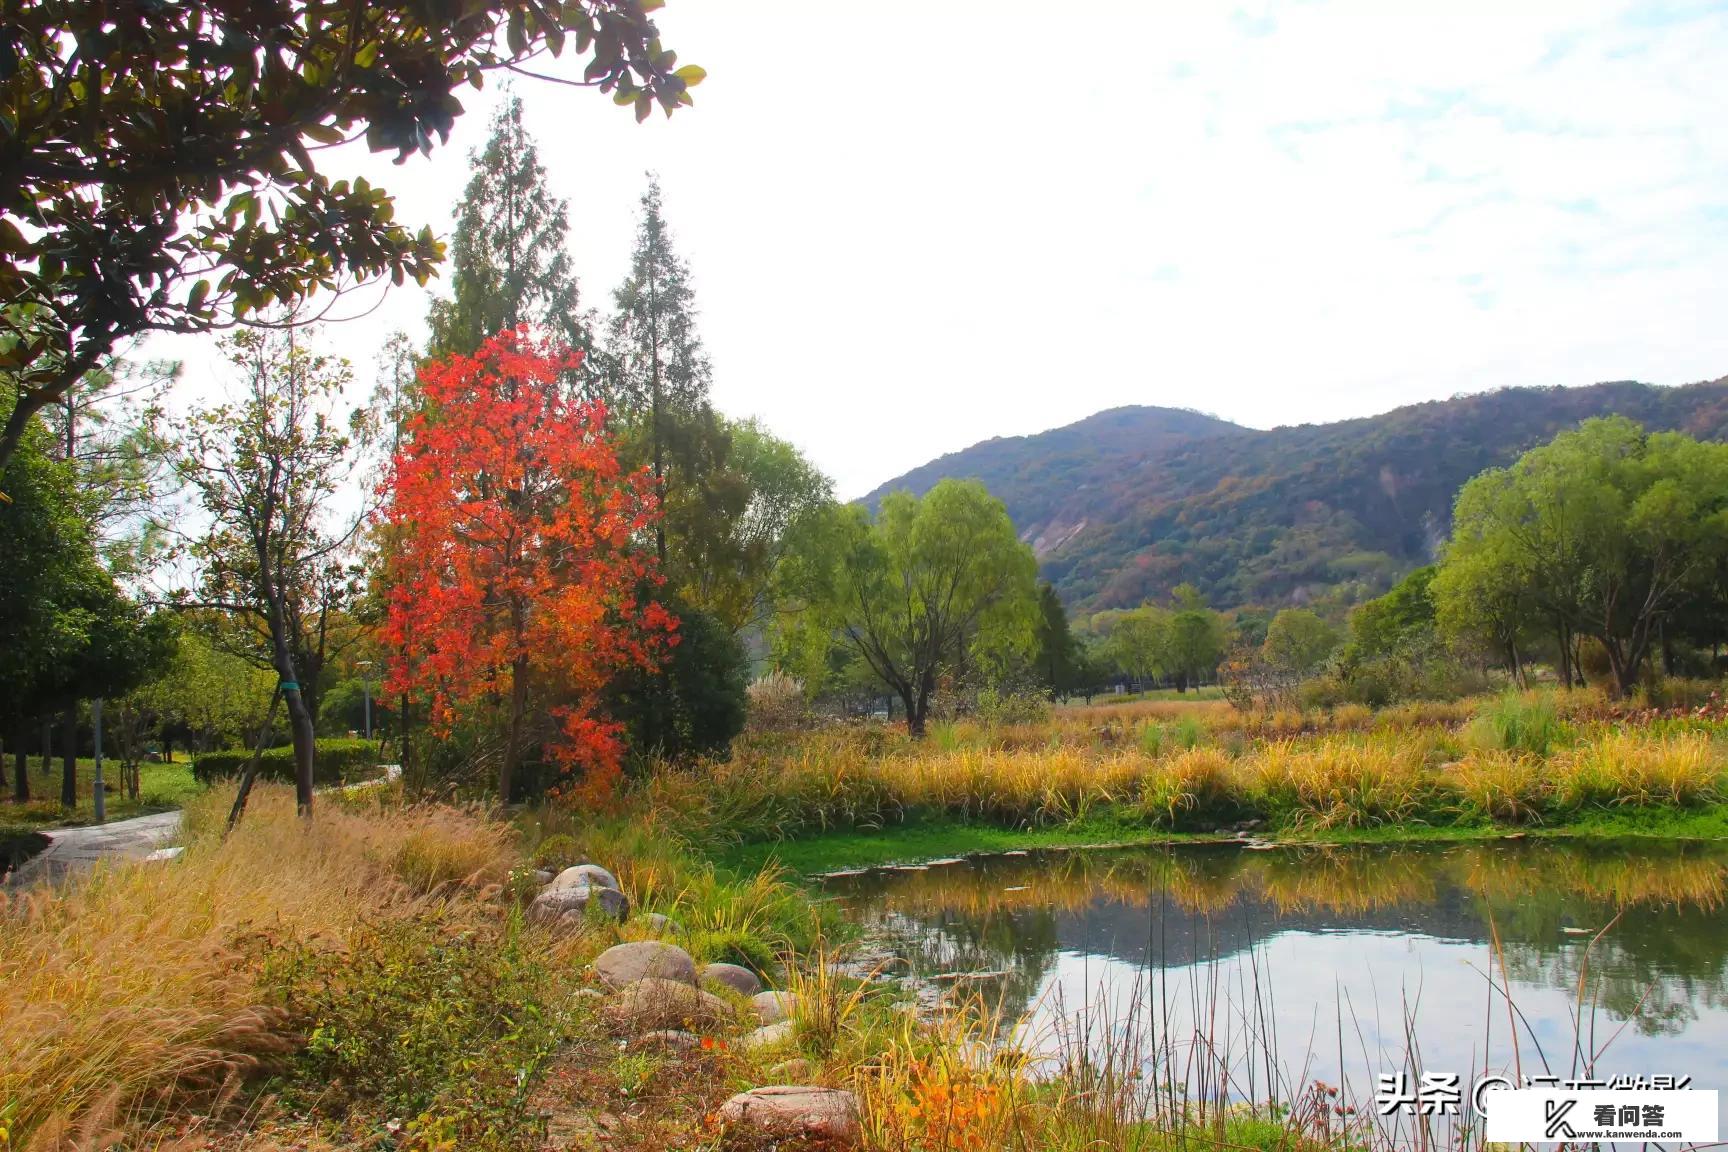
<box><xmin>427</xmin><ymin>96</ymin><xmax>593</xmax><ymax>385</ymax></box>
<box><xmin>606</xmin><ymin>174</ymin><xmax>713</xmax><ymax>566</ymax></box>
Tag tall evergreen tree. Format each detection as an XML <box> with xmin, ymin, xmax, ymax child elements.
<box><xmin>427</xmin><ymin>96</ymin><xmax>592</xmax><ymax>383</ymax></box>
<box><xmin>606</xmin><ymin>174</ymin><xmax>713</xmax><ymax>567</ymax></box>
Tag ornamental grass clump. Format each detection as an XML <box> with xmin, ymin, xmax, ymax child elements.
<box><xmin>1552</xmin><ymin>730</ymin><xmax>1722</xmax><ymax>809</ymax></box>
<box><xmin>1136</xmin><ymin>747</ymin><xmax>1238</xmax><ymax>829</ymax></box>
<box><xmin>1248</xmin><ymin>737</ymin><xmax>1430</xmax><ymax>829</ymax></box>
<box><xmin>1443</xmin><ymin>751</ymin><xmax>1548</xmax><ymax>824</ymax></box>
<box><xmin>0</xmin><ymin>786</ymin><xmax>516</xmax><ymax>1151</ymax></box>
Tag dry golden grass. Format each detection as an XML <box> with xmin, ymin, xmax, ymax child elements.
<box><xmin>0</xmin><ymin>786</ymin><xmax>517</xmax><ymax>1151</ymax></box>
<box><xmin>1444</xmin><ymin>751</ymin><xmax>1548</xmax><ymax>823</ymax></box>
<box><xmin>1245</xmin><ymin>738</ymin><xmax>1430</xmax><ymax>828</ymax></box>
<box><xmin>1552</xmin><ymin>730</ymin><xmax>1723</xmax><ymax>809</ymax></box>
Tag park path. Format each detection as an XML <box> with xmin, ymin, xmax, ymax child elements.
<box><xmin>4</xmin><ymin>809</ymin><xmax>183</xmax><ymax>888</ymax></box>
<box><xmin>3</xmin><ymin>765</ymin><xmax>403</xmax><ymax>890</ymax></box>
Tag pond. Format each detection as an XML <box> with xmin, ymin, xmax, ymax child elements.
<box><xmin>822</xmin><ymin>838</ymin><xmax>1728</xmax><ymax>1136</ymax></box>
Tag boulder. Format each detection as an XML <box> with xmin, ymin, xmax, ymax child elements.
<box><xmin>532</xmin><ymin>868</ymin><xmax>556</xmax><ymax>885</ymax></box>
<box><xmin>716</xmin><ymin>1086</ymin><xmax>860</xmax><ymax>1141</ymax></box>
<box><xmin>607</xmin><ymin>977</ymin><xmax>733</xmax><ymax>1032</ymax></box>
<box><xmin>595</xmin><ymin>940</ymin><xmax>698</xmax><ymax>988</ymax></box>
<box><xmin>631</xmin><ymin>1029</ymin><xmax>701</xmax><ymax>1052</ymax></box>
<box><xmin>768</xmin><ymin>1057</ymin><xmax>816</xmax><ymax>1082</ymax></box>
<box><xmin>529</xmin><ymin>882</ymin><xmax>629</xmax><ymax>926</ymax></box>
<box><xmin>702</xmin><ymin>962</ymin><xmax>763</xmax><ymax>997</ymax></box>
<box><xmin>637</xmin><ymin>912</ymin><xmax>682</xmax><ymax>937</ymax></box>
<box><xmin>751</xmin><ymin>990</ymin><xmax>797</xmax><ymax>1025</ymax></box>
<box><xmin>548</xmin><ymin>863</ymin><xmax>622</xmax><ymax>893</ymax></box>
<box><xmin>741</xmin><ymin>1021</ymin><xmax>797</xmax><ymax>1052</ymax></box>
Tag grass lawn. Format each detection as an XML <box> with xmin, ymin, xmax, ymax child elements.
<box><xmin>0</xmin><ymin>756</ymin><xmax>202</xmax><ymax>832</ymax></box>
<box><xmin>716</xmin><ymin>806</ymin><xmax>1728</xmax><ymax>877</ymax></box>
<box><xmin>1057</xmin><ymin>684</ymin><xmax>1226</xmax><ymax>706</ymax></box>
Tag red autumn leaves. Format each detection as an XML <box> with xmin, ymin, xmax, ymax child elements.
<box><xmin>379</xmin><ymin>330</ymin><xmax>676</xmax><ymax>800</ymax></box>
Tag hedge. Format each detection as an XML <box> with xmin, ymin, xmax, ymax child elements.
<box><xmin>192</xmin><ymin>739</ymin><xmax>383</xmax><ymax>787</ymax></box>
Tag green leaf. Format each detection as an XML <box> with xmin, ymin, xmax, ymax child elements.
<box><xmin>188</xmin><ymin>279</ymin><xmax>210</xmax><ymax>311</ymax></box>
<box><xmin>673</xmin><ymin>64</ymin><xmax>706</xmax><ymax>87</ymax></box>
<box><xmin>634</xmin><ymin>93</ymin><xmax>652</xmax><ymax>123</ymax></box>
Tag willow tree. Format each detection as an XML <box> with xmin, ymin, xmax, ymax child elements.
<box><xmin>1437</xmin><ymin>417</ymin><xmax>1728</xmax><ymax>696</ymax></box>
<box><xmin>777</xmin><ymin>479</ymin><xmax>1039</xmax><ymax>736</ymax></box>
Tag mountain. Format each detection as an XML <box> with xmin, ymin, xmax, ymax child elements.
<box><xmin>861</xmin><ymin>378</ymin><xmax>1728</xmax><ymax>613</ymax></box>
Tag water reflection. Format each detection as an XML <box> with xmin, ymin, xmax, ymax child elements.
<box><xmin>826</xmin><ymin>840</ymin><xmax>1728</xmax><ymax>1104</ymax></box>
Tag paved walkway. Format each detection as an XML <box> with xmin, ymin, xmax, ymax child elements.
<box><xmin>4</xmin><ymin>809</ymin><xmax>184</xmax><ymax>888</ymax></box>
<box><xmin>3</xmin><ymin>765</ymin><xmax>402</xmax><ymax>890</ymax></box>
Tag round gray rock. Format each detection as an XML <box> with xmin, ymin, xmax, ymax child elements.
<box><xmin>637</xmin><ymin>912</ymin><xmax>682</xmax><ymax>937</ymax></box>
<box><xmin>741</xmin><ymin>1021</ymin><xmax>797</xmax><ymax>1052</ymax></box>
<box><xmin>769</xmin><ymin>1057</ymin><xmax>816</xmax><ymax>1082</ymax></box>
<box><xmin>716</xmin><ymin>1086</ymin><xmax>860</xmax><ymax>1141</ymax></box>
<box><xmin>752</xmin><ymin>990</ymin><xmax>798</xmax><ymax>1025</ymax></box>
<box><xmin>595</xmin><ymin>940</ymin><xmax>698</xmax><ymax>988</ymax></box>
<box><xmin>606</xmin><ymin>977</ymin><xmax>733</xmax><ymax>1032</ymax></box>
<box><xmin>702</xmin><ymin>962</ymin><xmax>763</xmax><ymax>997</ymax></box>
<box><xmin>631</xmin><ymin>1028</ymin><xmax>701</xmax><ymax>1052</ymax></box>
<box><xmin>529</xmin><ymin>882</ymin><xmax>629</xmax><ymax>926</ymax></box>
<box><xmin>548</xmin><ymin>863</ymin><xmax>621</xmax><ymax>892</ymax></box>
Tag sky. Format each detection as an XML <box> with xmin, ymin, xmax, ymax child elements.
<box><xmin>143</xmin><ymin>0</ymin><xmax>1728</xmax><ymax>500</ymax></box>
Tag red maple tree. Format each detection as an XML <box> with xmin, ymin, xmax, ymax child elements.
<box><xmin>379</xmin><ymin>329</ymin><xmax>675</xmax><ymax>801</ymax></box>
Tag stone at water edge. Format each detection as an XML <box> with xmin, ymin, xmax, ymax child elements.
<box><xmin>606</xmin><ymin>977</ymin><xmax>734</xmax><ymax>1032</ymax></box>
<box><xmin>701</xmin><ymin>962</ymin><xmax>763</xmax><ymax>997</ymax></box>
<box><xmin>594</xmin><ymin>939</ymin><xmax>698</xmax><ymax>988</ymax></box>
<box><xmin>529</xmin><ymin>882</ymin><xmax>629</xmax><ymax>926</ymax></box>
<box><xmin>751</xmin><ymin>990</ymin><xmax>797</xmax><ymax>1025</ymax></box>
<box><xmin>716</xmin><ymin>1086</ymin><xmax>860</xmax><ymax>1141</ymax></box>
<box><xmin>742</xmin><ymin>1021</ymin><xmax>797</xmax><ymax>1052</ymax></box>
<box><xmin>548</xmin><ymin>863</ymin><xmax>621</xmax><ymax>892</ymax></box>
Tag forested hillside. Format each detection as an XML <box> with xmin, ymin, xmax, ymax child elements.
<box><xmin>863</xmin><ymin>378</ymin><xmax>1728</xmax><ymax>612</ymax></box>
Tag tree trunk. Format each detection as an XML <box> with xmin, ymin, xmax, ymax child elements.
<box><xmin>906</xmin><ymin>697</ymin><xmax>927</xmax><ymax>738</ymax></box>
<box><xmin>61</xmin><ymin>707</ymin><xmax>77</xmax><ymax>808</ymax></box>
<box><xmin>12</xmin><ymin>723</ymin><xmax>28</xmax><ymax>803</ymax></box>
<box><xmin>284</xmin><ymin>685</ymin><xmax>316</xmax><ymax>816</ymax></box>
<box><xmin>228</xmin><ymin>688</ymin><xmax>284</xmax><ymax>832</ymax></box>
<box><xmin>500</xmin><ymin>656</ymin><xmax>530</xmax><ymax>802</ymax></box>
<box><xmin>400</xmin><ymin>690</ymin><xmax>414</xmax><ymax>785</ymax></box>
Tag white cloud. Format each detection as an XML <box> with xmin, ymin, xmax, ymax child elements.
<box><xmin>142</xmin><ymin>0</ymin><xmax>1728</xmax><ymax>498</ymax></box>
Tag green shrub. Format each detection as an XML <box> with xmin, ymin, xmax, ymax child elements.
<box><xmin>530</xmin><ymin>833</ymin><xmax>583</xmax><ymax>871</ymax></box>
<box><xmin>1471</xmin><ymin>693</ymin><xmax>1570</xmax><ymax>756</ymax></box>
<box><xmin>192</xmin><ymin>739</ymin><xmax>382</xmax><ymax>787</ymax></box>
<box><xmin>265</xmin><ymin>909</ymin><xmax>566</xmax><ymax>1148</ymax></box>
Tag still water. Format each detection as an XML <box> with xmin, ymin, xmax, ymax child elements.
<box><xmin>823</xmin><ymin>839</ymin><xmax>1728</xmax><ymax>1119</ymax></box>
